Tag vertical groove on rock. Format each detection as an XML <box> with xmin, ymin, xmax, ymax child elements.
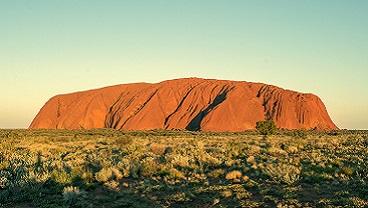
<box><xmin>164</xmin><ymin>86</ymin><xmax>196</xmax><ymax>127</ymax></box>
<box><xmin>186</xmin><ymin>85</ymin><xmax>231</xmax><ymax>131</ymax></box>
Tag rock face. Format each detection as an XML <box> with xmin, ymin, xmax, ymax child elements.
<box><xmin>29</xmin><ymin>78</ymin><xmax>338</xmax><ymax>131</ymax></box>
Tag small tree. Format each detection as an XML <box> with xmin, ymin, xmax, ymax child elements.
<box><xmin>256</xmin><ymin>120</ymin><xmax>277</xmax><ymax>135</ymax></box>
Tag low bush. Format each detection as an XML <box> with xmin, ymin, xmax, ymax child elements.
<box><xmin>256</xmin><ymin>120</ymin><xmax>277</xmax><ymax>135</ymax></box>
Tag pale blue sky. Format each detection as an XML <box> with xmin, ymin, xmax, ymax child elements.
<box><xmin>1</xmin><ymin>1</ymin><xmax>367</xmax><ymax>129</ymax></box>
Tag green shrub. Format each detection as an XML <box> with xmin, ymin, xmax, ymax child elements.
<box><xmin>51</xmin><ymin>169</ymin><xmax>72</xmax><ymax>185</ymax></box>
<box><xmin>256</xmin><ymin>120</ymin><xmax>277</xmax><ymax>135</ymax></box>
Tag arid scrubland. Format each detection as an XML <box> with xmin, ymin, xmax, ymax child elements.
<box><xmin>0</xmin><ymin>129</ymin><xmax>367</xmax><ymax>207</ymax></box>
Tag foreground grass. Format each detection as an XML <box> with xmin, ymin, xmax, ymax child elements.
<box><xmin>0</xmin><ymin>129</ymin><xmax>367</xmax><ymax>207</ymax></box>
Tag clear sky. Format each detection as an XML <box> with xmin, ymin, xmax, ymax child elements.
<box><xmin>1</xmin><ymin>1</ymin><xmax>367</xmax><ymax>129</ymax></box>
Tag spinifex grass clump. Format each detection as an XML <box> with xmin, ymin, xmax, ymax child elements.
<box><xmin>0</xmin><ymin>129</ymin><xmax>367</xmax><ymax>207</ymax></box>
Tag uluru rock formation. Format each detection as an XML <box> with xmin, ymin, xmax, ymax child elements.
<box><xmin>29</xmin><ymin>78</ymin><xmax>338</xmax><ymax>131</ymax></box>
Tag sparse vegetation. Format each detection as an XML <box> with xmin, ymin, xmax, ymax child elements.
<box><xmin>0</xmin><ymin>128</ymin><xmax>367</xmax><ymax>207</ymax></box>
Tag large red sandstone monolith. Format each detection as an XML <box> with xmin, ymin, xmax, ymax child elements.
<box><xmin>29</xmin><ymin>78</ymin><xmax>338</xmax><ymax>131</ymax></box>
